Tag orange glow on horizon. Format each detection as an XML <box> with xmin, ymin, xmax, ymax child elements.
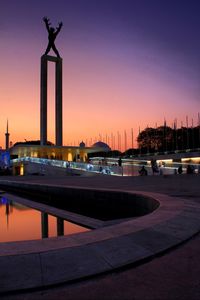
<box><xmin>1</xmin><ymin>34</ymin><xmax>199</xmax><ymax>152</ymax></box>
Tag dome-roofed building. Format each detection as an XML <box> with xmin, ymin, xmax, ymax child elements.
<box><xmin>10</xmin><ymin>140</ymin><xmax>110</xmax><ymax>175</ymax></box>
<box><xmin>79</xmin><ymin>141</ymin><xmax>85</xmax><ymax>148</ymax></box>
<box><xmin>92</xmin><ymin>141</ymin><xmax>111</xmax><ymax>151</ymax></box>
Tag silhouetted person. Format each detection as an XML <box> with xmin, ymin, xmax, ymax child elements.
<box><xmin>139</xmin><ymin>166</ymin><xmax>148</xmax><ymax>176</ymax></box>
<box><xmin>187</xmin><ymin>165</ymin><xmax>194</xmax><ymax>174</ymax></box>
<box><xmin>43</xmin><ymin>17</ymin><xmax>63</xmax><ymax>58</ymax></box>
<box><xmin>178</xmin><ymin>165</ymin><xmax>183</xmax><ymax>174</ymax></box>
<box><xmin>151</xmin><ymin>159</ymin><xmax>159</xmax><ymax>174</ymax></box>
<box><xmin>118</xmin><ymin>157</ymin><xmax>122</xmax><ymax>167</ymax></box>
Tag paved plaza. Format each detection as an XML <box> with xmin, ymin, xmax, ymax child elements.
<box><xmin>0</xmin><ymin>174</ymin><xmax>200</xmax><ymax>300</ymax></box>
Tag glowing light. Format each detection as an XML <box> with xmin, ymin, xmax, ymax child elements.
<box><xmin>20</xmin><ymin>164</ymin><xmax>24</xmax><ymax>175</ymax></box>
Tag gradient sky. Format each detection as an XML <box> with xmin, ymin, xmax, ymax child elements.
<box><xmin>0</xmin><ymin>0</ymin><xmax>200</xmax><ymax>150</ymax></box>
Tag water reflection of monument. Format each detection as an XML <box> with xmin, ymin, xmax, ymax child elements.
<box><xmin>41</xmin><ymin>212</ymin><xmax>64</xmax><ymax>238</ymax></box>
<box><xmin>0</xmin><ymin>196</ymin><xmax>65</xmax><ymax>239</ymax></box>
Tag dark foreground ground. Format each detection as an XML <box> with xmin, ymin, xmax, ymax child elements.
<box><xmin>1</xmin><ymin>174</ymin><xmax>200</xmax><ymax>300</ymax></box>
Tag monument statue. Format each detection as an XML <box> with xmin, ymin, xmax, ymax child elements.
<box><xmin>43</xmin><ymin>17</ymin><xmax>63</xmax><ymax>58</ymax></box>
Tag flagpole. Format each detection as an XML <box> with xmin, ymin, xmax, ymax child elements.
<box><xmin>131</xmin><ymin>128</ymin><xmax>134</xmax><ymax>149</ymax></box>
<box><xmin>198</xmin><ymin>113</ymin><xmax>200</xmax><ymax>149</ymax></box>
<box><xmin>117</xmin><ymin>131</ymin><xmax>120</xmax><ymax>151</ymax></box>
<box><xmin>186</xmin><ymin>115</ymin><xmax>189</xmax><ymax>149</ymax></box>
<box><xmin>181</xmin><ymin>121</ymin><xmax>183</xmax><ymax>150</ymax></box>
<box><xmin>138</xmin><ymin>126</ymin><xmax>141</xmax><ymax>155</ymax></box>
<box><xmin>192</xmin><ymin>118</ymin><xmax>194</xmax><ymax>150</ymax></box>
<box><xmin>124</xmin><ymin>130</ymin><xmax>127</xmax><ymax>152</ymax></box>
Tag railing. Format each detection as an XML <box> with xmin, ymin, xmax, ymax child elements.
<box><xmin>11</xmin><ymin>157</ymin><xmax>123</xmax><ymax>176</ymax></box>
<box><xmin>11</xmin><ymin>157</ymin><xmax>200</xmax><ymax>176</ymax></box>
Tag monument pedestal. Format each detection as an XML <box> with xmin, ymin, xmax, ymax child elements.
<box><xmin>40</xmin><ymin>55</ymin><xmax>63</xmax><ymax>146</ymax></box>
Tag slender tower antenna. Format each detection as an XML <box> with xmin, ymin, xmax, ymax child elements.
<box><xmin>5</xmin><ymin>119</ymin><xmax>10</xmax><ymax>150</ymax></box>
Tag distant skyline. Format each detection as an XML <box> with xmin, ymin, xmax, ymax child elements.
<box><xmin>0</xmin><ymin>0</ymin><xmax>200</xmax><ymax>150</ymax></box>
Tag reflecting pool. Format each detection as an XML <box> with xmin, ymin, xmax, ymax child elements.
<box><xmin>0</xmin><ymin>196</ymin><xmax>89</xmax><ymax>243</ymax></box>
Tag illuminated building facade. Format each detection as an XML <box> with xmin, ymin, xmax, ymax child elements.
<box><xmin>10</xmin><ymin>144</ymin><xmax>104</xmax><ymax>162</ymax></box>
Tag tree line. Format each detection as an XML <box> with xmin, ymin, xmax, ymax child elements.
<box><xmin>136</xmin><ymin>125</ymin><xmax>200</xmax><ymax>154</ymax></box>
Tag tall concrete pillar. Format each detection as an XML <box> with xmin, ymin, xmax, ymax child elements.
<box><xmin>55</xmin><ymin>58</ymin><xmax>63</xmax><ymax>146</ymax></box>
<box><xmin>40</xmin><ymin>56</ymin><xmax>48</xmax><ymax>146</ymax></box>
<box><xmin>40</xmin><ymin>55</ymin><xmax>63</xmax><ymax>146</ymax></box>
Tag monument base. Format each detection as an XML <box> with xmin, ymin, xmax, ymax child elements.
<box><xmin>40</xmin><ymin>54</ymin><xmax>63</xmax><ymax>146</ymax></box>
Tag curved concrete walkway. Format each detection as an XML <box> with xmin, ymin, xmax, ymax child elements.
<box><xmin>0</xmin><ymin>178</ymin><xmax>200</xmax><ymax>294</ymax></box>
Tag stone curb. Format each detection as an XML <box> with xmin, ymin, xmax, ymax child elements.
<box><xmin>0</xmin><ymin>182</ymin><xmax>200</xmax><ymax>294</ymax></box>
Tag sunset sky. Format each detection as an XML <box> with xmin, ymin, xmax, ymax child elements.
<box><xmin>0</xmin><ymin>0</ymin><xmax>200</xmax><ymax>150</ymax></box>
